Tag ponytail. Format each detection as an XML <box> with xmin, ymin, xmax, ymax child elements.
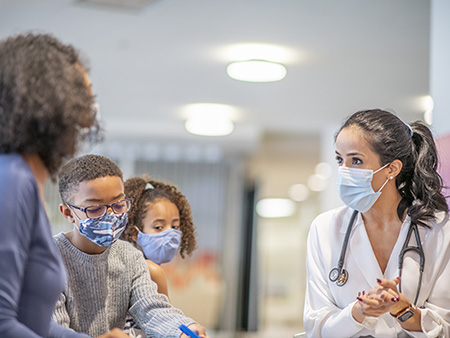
<box><xmin>401</xmin><ymin>121</ymin><xmax>448</xmax><ymax>227</ymax></box>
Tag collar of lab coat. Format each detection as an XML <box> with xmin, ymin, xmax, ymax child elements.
<box><xmin>339</xmin><ymin>208</ymin><xmax>419</xmax><ymax>286</ymax></box>
<box><xmin>335</xmin><ymin>207</ymin><xmax>446</xmax><ymax>305</ymax></box>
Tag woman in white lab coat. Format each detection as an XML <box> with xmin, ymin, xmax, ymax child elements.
<box><xmin>303</xmin><ymin>109</ymin><xmax>450</xmax><ymax>338</ymax></box>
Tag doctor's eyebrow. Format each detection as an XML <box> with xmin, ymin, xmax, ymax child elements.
<box><xmin>335</xmin><ymin>150</ymin><xmax>365</xmax><ymax>157</ymax></box>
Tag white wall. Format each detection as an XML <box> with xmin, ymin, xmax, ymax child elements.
<box><xmin>430</xmin><ymin>0</ymin><xmax>450</xmax><ymax>136</ymax></box>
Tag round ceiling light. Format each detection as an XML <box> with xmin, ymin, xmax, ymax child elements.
<box><xmin>184</xmin><ymin>103</ymin><xmax>235</xmax><ymax>137</ymax></box>
<box><xmin>185</xmin><ymin>117</ymin><xmax>234</xmax><ymax>136</ymax></box>
<box><xmin>226</xmin><ymin>59</ymin><xmax>287</xmax><ymax>83</ymax></box>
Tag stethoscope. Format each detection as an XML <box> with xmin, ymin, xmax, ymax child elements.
<box><xmin>329</xmin><ymin>210</ymin><xmax>425</xmax><ymax>305</ymax></box>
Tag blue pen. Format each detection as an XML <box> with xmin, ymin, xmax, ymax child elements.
<box><xmin>179</xmin><ymin>324</ymin><xmax>201</xmax><ymax>338</ymax></box>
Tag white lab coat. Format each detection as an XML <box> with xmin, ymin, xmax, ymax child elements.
<box><xmin>304</xmin><ymin>206</ymin><xmax>450</xmax><ymax>338</ymax></box>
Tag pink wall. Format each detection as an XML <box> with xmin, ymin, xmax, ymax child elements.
<box><xmin>436</xmin><ymin>133</ymin><xmax>450</xmax><ymax>204</ymax></box>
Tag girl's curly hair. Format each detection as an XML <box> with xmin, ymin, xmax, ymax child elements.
<box><xmin>0</xmin><ymin>33</ymin><xmax>98</xmax><ymax>175</ymax></box>
<box><xmin>121</xmin><ymin>175</ymin><xmax>197</xmax><ymax>258</ymax></box>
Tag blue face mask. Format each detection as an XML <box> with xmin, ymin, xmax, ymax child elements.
<box><xmin>75</xmin><ymin>212</ymin><xmax>128</xmax><ymax>247</ymax></box>
<box><xmin>135</xmin><ymin>228</ymin><xmax>182</xmax><ymax>265</ymax></box>
<box><xmin>337</xmin><ymin>163</ymin><xmax>390</xmax><ymax>213</ymax></box>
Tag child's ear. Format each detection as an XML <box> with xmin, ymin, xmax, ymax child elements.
<box><xmin>60</xmin><ymin>203</ymin><xmax>75</xmax><ymax>223</ymax></box>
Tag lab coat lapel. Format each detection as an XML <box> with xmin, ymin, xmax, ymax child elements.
<box><xmin>348</xmin><ymin>214</ymin><xmax>383</xmax><ymax>287</ymax></box>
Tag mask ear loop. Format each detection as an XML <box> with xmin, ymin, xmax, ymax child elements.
<box><xmin>376</xmin><ymin>177</ymin><xmax>391</xmax><ymax>193</ymax></box>
<box><xmin>66</xmin><ymin>204</ymin><xmax>82</xmax><ymax>221</ymax></box>
<box><xmin>373</xmin><ymin>162</ymin><xmax>391</xmax><ymax>174</ymax></box>
<box><xmin>66</xmin><ymin>204</ymin><xmax>84</xmax><ymax>234</ymax></box>
<box><xmin>373</xmin><ymin>162</ymin><xmax>392</xmax><ymax>193</ymax></box>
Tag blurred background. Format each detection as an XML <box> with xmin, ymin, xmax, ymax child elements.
<box><xmin>2</xmin><ymin>0</ymin><xmax>450</xmax><ymax>337</ymax></box>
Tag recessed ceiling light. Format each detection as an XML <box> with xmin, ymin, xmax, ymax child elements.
<box><xmin>185</xmin><ymin>117</ymin><xmax>234</xmax><ymax>136</ymax></box>
<box><xmin>183</xmin><ymin>103</ymin><xmax>236</xmax><ymax>136</ymax></box>
<box><xmin>256</xmin><ymin>198</ymin><xmax>296</xmax><ymax>218</ymax></box>
<box><xmin>226</xmin><ymin>59</ymin><xmax>287</xmax><ymax>83</ymax></box>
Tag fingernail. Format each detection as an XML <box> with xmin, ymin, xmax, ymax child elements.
<box><xmin>362</xmin><ymin>291</ymin><xmax>365</xmax><ymax>295</ymax></box>
<box><xmin>377</xmin><ymin>278</ymin><xmax>382</xmax><ymax>283</ymax></box>
<box><xmin>358</xmin><ymin>291</ymin><xmax>361</xmax><ymax>297</ymax></box>
<box><xmin>357</xmin><ymin>297</ymin><xmax>363</xmax><ymax>301</ymax></box>
<box><xmin>391</xmin><ymin>297</ymin><xmax>397</xmax><ymax>302</ymax></box>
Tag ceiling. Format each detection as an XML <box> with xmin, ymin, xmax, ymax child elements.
<box><xmin>0</xmin><ymin>0</ymin><xmax>431</xmax><ymax>156</ymax></box>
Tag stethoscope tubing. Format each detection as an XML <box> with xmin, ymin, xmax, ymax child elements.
<box><xmin>398</xmin><ymin>222</ymin><xmax>425</xmax><ymax>305</ymax></box>
<box><xmin>337</xmin><ymin>210</ymin><xmax>358</xmax><ymax>272</ymax></box>
<box><xmin>329</xmin><ymin>209</ymin><xmax>424</xmax><ymax>305</ymax></box>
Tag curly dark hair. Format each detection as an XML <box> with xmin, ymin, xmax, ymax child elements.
<box><xmin>336</xmin><ymin>109</ymin><xmax>448</xmax><ymax>227</ymax></box>
<box><xmin>58</xmin><ymin>154</ymin><xmax>123</xmax><ymax>203</ymax></box>
<box><xmin>0</xmin><ymin>33</ymin><xmax>99</xmax><ymax>175</ymax></box>
<box><xmin>121</xmin><ymin>175</ymin><xmax>197</xmax><ymax>258</ymax></box>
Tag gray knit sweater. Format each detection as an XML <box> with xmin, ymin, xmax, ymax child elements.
<box><xmin>52</xmin><ymin>233</ymin><xmax>194</xmax><ymax>338</ymax></box>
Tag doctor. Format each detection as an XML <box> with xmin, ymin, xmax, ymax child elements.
<box><xmin>304</xmin><ymin>109</ymin><xmax>450</xmax><ymax>337</ymax></box>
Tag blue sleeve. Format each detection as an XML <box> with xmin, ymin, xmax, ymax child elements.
<box><xmin>0</xmin><ymin>158</ymin><xmax>89</xmax><ymax>338</ymax></box>
<box><xmin>0</xmin><ymin>168</ymin><xmax>40</xmax><ymax>337</ymax></box>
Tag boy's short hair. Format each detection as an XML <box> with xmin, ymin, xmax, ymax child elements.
<box><xmin>58</xmin><ymin>154</ymin><xmax>123</xmax><ymax>203</ymax></box>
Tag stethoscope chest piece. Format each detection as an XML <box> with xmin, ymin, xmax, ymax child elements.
<box><xmin>329</xmin><ymin>268</ymin><xmax>340</xmax><ymax>282</ymax></box>
<box><xmin>329</xmin><ymin>268</ymin><xmax>348</xmax><ymax>286</ymax></box>
<box><xmin>336</xmin><ymin>269</ymin><xmax>348</xmax><ymax>286</ymax></box>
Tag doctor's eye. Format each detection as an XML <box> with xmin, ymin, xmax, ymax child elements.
<box><xmin>351</xmin><ymin>157</ymin><xmax>362</xmax><ymax>165</ymax></box>
<box><xmin>335</xmin><ymin>156</ymin><xmax>343</xmax><ymax>165</ymax></box>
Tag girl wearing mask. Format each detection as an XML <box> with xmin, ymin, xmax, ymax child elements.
<box><xmin>303</xmin><ymin>109</ymin><xmax>450</xmax><ymax>337</ymax></box>
<box><xmin>121</xmin><ymin>176</ymin><xmax>197</xmax><ymax>297</ymax></box>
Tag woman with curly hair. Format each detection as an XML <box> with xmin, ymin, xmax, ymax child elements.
<box><xmin>0</xmin><ymin>33</ymin><xmax>127</xmax><ymax>338</ymax></box>
<box><xmin>121</xmin><ymin>176</ymin><xmax>197</xmax><ymax>297</ymax></box>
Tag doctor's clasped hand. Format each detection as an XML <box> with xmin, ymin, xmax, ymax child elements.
<box><xmin>353</xmin><ymin>277</ymin><xmax>422</xmax><ymax>331</ymax></box>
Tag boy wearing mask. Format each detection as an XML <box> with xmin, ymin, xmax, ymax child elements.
<box><xmin>53</xmin><ymin>154</ymin><xmax>208</xmax><ymax>338</ymax></box>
